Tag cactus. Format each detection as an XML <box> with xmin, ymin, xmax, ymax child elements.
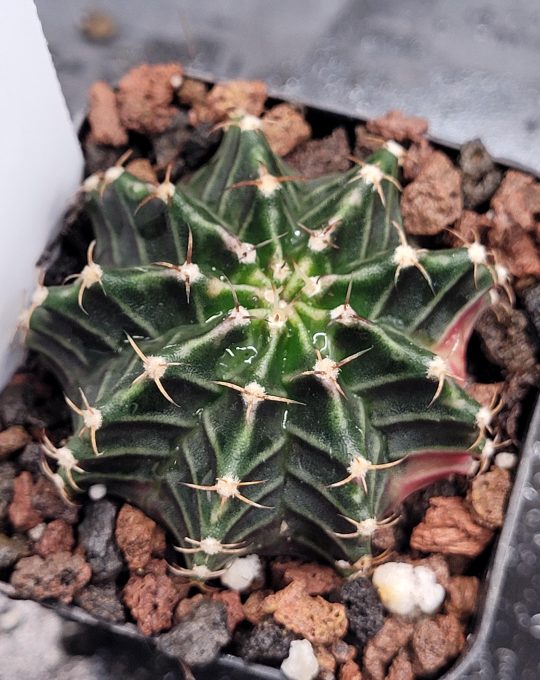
<box><xmin>26</xmin><ymin>115</ymin><xmax>494</xmax><ymax>577</ymax></box>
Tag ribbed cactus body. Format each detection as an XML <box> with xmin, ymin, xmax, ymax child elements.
<box><xmin>28</xmin><ymin>119</ymin><xmax>492</xmax><ymax>575</ymax></box>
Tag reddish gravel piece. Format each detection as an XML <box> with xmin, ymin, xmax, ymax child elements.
<box><xmin>0</xmin><ymin>426</ymin><xmax>31</xmax><ymax>460</ymax></box>
<box><xmin>117</xmin><ymin>63</ymin><xmax>184</xmax><ymax>134</ymax></box>
<box><xmin>123</xmin><ymin>571</ymin><xmax>180</xmax><ymax>635</ymax></box>
<box><xmin>115</xmin><ymin>503</ymin><xmax>165</xmax><ymax>571</ymax></box>
<box><xmin>8</xmin><ymin>471</ymin><xmax>43</xmax><ymax>531</ymax></box>
<box><xmin>466</xmin><ymin>467</ymin><xmax>512</xmax><ymax>529</ymax></box>
<box><xmin>189</xmin><ymin>79</ymin><xmax>267</xmax><ymax>126</ymax></box>
<box><xmin>88</xmin><ymin>81</ymin><xmax>128</xmax><ymax>146</ymax></box>
<box><xmin>401</xmin><ymin>151</ymin><xmax>462</xmax><ymax>235</ymax></box>
<box><xmin>445</xmin><ymin>576</ymin><xmax>480</xmax><ymax>620</ymax></box>
<box><xmin>363</xmin><ymin>617</ymin><xmax>414</xmax><ymax>680</ymax></box>
<box><xmin>35</xmin><ymin>519</ymin><xmax>74</xmax><ymax>557</ymax></box>
<box><xmin>366</xmin><ymin>109</ymin><xmax>428</xmax><ymax>143</ymax></box>
<box><xmin>285</xmin><ymin>127</ymin><xmax>351</xmax><ymax>178</ymax></box>
<box><xmin>10</xmin><ymin>551</ymin><xmax>91</xmax><ymax>604</ymax></box>
<box><xmin>262</xmin><ymin>103</ymin><xmax>311</xmax><ymax>156</ymax></box>
<box><xmin>263</xmin><ymin>581</ymin><xmax>348</xmax><ymax>646</ymax></box>
<box><xmin>410</xmin><ymin>497</ymin><xmax>493</xmax><ymax>558</ymax></box>
<box><xmin>411</xmin><ymin>614</ymin><xmax>465</xmax><ymax>675</ymax></box>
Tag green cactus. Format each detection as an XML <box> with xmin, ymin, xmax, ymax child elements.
<box><xmin>27</xmin><ymin>115</ymin><xmax>494</xmax><ymax>577</ymax></box>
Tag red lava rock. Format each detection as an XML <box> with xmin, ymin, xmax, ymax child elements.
<box><xmin>262</xmin><ymin>104</ymin><xmax>311</xmax><ymax>156</ymax></box>
<box><xmin>367</xmin><ymin>110</ymin><xmax>428</xmax><ymax>143</ymax></box>
<box><xmin>332</xmin><ymin>640</ymin><xmax>357</xmax><ymax>665</ymax></box>
<box><xmin>285</xmin><ymin>127</ymin><xmax>351</xmax><ymax>178</ymax></box>
<box><xmin>212</xmin><ymin>589</ymin><xmax>245</xmax><ymax>632</ymax></box>
<box><xmin>402</xmin><ymin>151</ymin><xmax>462</xmax><ymax>236</ymax></box>
<box><xmin>88</xmin><ymin>81</ymin><xmax>128</xmax><ymax>146</ymax></box>
<box><xmin>340</xmin><ymin>659</ymin><xmax>364</xmax><ymax>680</ymax></box>
<box><xmin>385</xmin><ymin>649</ymin><xmax>414</xmax><ymax>680</ymax></box>
<box><xmin>273</xmin><ymin>560</ymin><xmax>343</xmax><ymax>595</ymax></box>
<box><xmin>411</xmin><ymin>614</ymin><xmax>465</xmax><ymax>675</ymax></box>
<box><xmin>491</xmin><ymin>170</ymin><xmax>540</xmax><ymax>232</ymax></box>
<box><xmin>445</xmin><ymin>576</ymin><xmax>480</xmax><ymax>620</ymax></box>
<box><xmin>243</xmin><ymin>589</ymin><xmax>271</xmax><ymax>625</ymax></box>
<box><xmin>117</xmin><ymin>63</ymin><xmax>184</xmax><ymax>134</ymax></box>
<box><xmin>189</xmin><ymin>79</ymin><xmax>267</xmax><ymax>125</ymax></box>
<box><xmin>0</xmin><ymin>426</ymin><xmax>31</xmax><ymax>460</ymax></box>
<box><xmin>125</xmin><ymin>158</ymin><xmax>158</xmax><ymax>184</ymax></box>
<box><xmin>489</xmin><ymin>170</ymin><xmax>540</xmax><ymax>277</ymax></box>
<box><xmin>35</xmin><ymin>519</ymin><xmax>74</xmax><ymax>557</ymax></box>
<box><xmin>262</xmin><ymin>581</ymin><xmax>348</xmax><ymax>646</ymax></box>
<box><xmin>178</xmin><ymin>78</ymin><xmax>208</xmax><ymax>107</ymax></box>
<box><xmin>8</xmin><ymin>471</ymin><xmax>43</xmax><ymax>531</ymax></box>
<box><xmin>123</xmin><ymin>571</ymin><xmax>180</xmax><ymax>635</ymax></box>
<box><xmin>31</xmin><ymin>476</ymin><xmax>79</xmax><ymax>524</ymax></box>
<box><xmin>10</xmin><ymin>551</ymin><xmax>91</xmax><ymax>604</ymax></box>
<box><xmin>363</xmin><ymin>617</ymin><xmax>414</xmax><ymax>680</ymax></box>
<box><xmin>115</xmin><ymin>503</ymin><xmax>166</xmax><ymax>571</ymax></box>
<box><xmin>316</xmin><ymin>645</ymin><xmax>338</xmax><ymax>677</ymax></box>
<box><xmin>491</xmin><ymin>227</ymin><xmax>540</xmax><ymax>278</ymax></box>
<box><xmin>410</xmin><ymin>497</ymin><xmax>493</xmax><ymax>558</ymax></box>
<box><xmin>466</xmin><ymin>467</ymin><xmax>511</xmax><ymax>529</ymax></box>
<box><xmin>402</xmin><ymin>138</ymin><xmax>434</xmax><ymax>181</ymax></box>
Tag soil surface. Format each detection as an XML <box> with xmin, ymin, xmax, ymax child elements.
<box><xmin>2</xmin><ymin>66</ymin><xmax>539</xmax><ymax>680</ymax></box>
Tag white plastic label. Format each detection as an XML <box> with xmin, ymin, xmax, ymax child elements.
<box><xmin>0</xmin><ymin>1</ymin><xmax>83</xmax><ymax>387</ymax></box>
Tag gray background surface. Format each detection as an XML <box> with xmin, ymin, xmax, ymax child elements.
<box><xmin>35</xmin><ymin>0</ymin><xmax>540</xmax><ymax>173</ymax></box>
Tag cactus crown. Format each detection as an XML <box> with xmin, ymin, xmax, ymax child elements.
<box><xmin>27</xmin><ymin>116</ymin><xmax>493</xmax><ymax>576</ymax></box>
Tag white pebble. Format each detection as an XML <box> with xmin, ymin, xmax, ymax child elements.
<box><xmin>27</xmin><ymin>523</ymin><xmax>46</xmax><ymax>542</ymax></box>
<box><xmin>372</xmin><ymin>562</ymin><xmax>417</xmax><ymax>616</ymax></box>
<box><xmin>495</xmin><ymin>452</ymin><xmax>518</xmax><ymax>470</ymax></box>
<box><xmin>220</xmin><ymin>554</ymin><xmax>262</xmax><ymax>591</ymax></box>
<box><xmin>413</xmin><ymin>565</ymin><xmax>446</xmax><ymax>615</ymax></box>
<box><xmin>88</xmin><ymin>483</ymin><xmax>107</xmax><ymax>501</ymax></box>
<box><xmin>281</xmin><ymin>639</ymin><xmax>319</xmax><ymax>680</ymax></box>
<box><xmin>372</xmin><ymin>562</ymin><xmax>445</xmax><ymax>617</ymax></box>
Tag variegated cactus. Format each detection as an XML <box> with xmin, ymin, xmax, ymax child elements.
<box><xmin>26</xmin><ymin>114</ymin><xmax>497</xmax><ymax>578</ymax></box>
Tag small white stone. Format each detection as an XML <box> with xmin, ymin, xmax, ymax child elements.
<box><xmin>221</xmin><ymin>554</ymin><xmax>262</xmax><ymax>591</ymax></box>
<box><xmin>281</xmin><ymin>639</ymin><xmax>319</xmax><ymax>680</ymax></box>
<box><xmin>170</xmin><ymin>73</ymin><xmax>183</xmax><ymax>89</ymax></box>
<box><xmin>495</xmin><ymin>452</ymin><xmax>518</xmax><ymax>470</ymax></box>
<box><xmin>372</xmin><ymin>562</ymin><xmax>446</xmax><ymax>618</ymax></box>
<box><xmin>88</xmin><ymin>484</ymin><xmax>107</xmax><ymax>501</ymax></box>
<box><xmin>372</xmin><ymin>562</ymin><xmax>417</xmax><ymax>616</ymax></box>
<box><xmin>28</xmin><ymin>523</ymin><xmax>46</xmax><ymax>542</ymax></box>
<box><xmin>413</xmin><ymin>565</ymin><xmax>446</xmax><ymax>615</ymax></box>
